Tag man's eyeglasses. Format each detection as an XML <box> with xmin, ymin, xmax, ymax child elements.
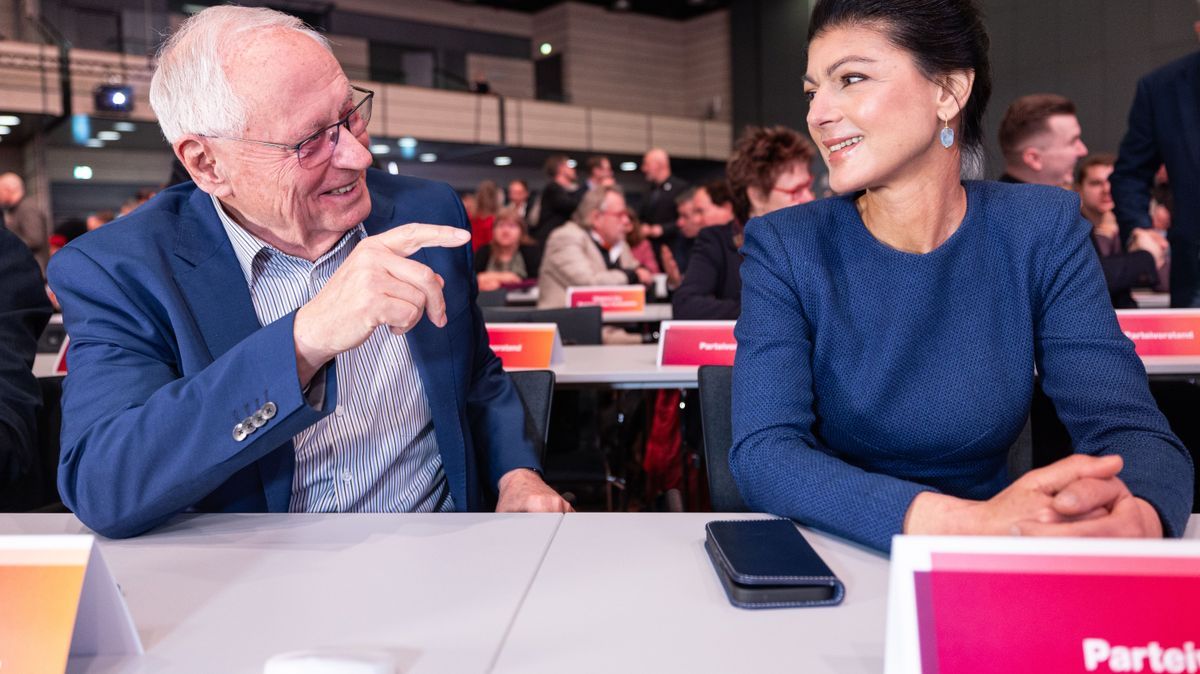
<box><xmin>205</xmin><ymin>85</ymin><xmax>374</xmax><ymax>169</ymax></box>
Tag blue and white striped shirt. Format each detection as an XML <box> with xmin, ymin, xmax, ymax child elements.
<box><xmin>213</xmin><ymin>195</ymin><xmax>453</xmax><ymax>513</ymax></box>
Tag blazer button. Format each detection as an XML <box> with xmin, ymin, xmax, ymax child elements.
<box><xmin>250</xmin><ymin>412</ymin><xmax>267</xmax><ymax>429</ymax></box>
<box><xmin>233</xmin><ymin>423</ymin><xmax>248</xmax><ymax>442</ymax></box>
<box><xmin>261</xmin><ymin>402</ymin><xmax>278</xmax><ymax>420</ymax></box>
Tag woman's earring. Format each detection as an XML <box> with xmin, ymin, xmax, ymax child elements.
<box><xmin>939</xmin><ymin>118</ymin><xmax>955</xmax><ymax>149</ymax></box>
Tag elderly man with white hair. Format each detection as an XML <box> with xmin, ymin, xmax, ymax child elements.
<box><xmin>47</xmin><ymin>5</ymin><xmax>569</xmax><ymax>538</ymax></box>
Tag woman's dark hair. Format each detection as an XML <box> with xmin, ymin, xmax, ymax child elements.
<box><xmin>808</xmin><ymin>0</ymin><xmax>992</xmax><ymax>172</ymax></box>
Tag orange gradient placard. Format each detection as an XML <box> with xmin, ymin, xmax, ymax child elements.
<box><xmin>1116</xmin><ymin>309</ymin><xmax>1200</xmax><ymax>356</ymax></box>
<box><xmin>0</xmin><ymin>540</ymin><xmax>91</xmax><ymax>674</ymax></box>
<box><xmin>567</xmin><ymin>285</ymin><xmax>646</xmax><ymax>314</ymax></box>
<box><xmin>657</xmin><ymin>320</ymin><xmax>737</xmax><ymax>366</ymax></box>
<box><xmin>487</xmin><ymin>323</ymin><xmax>562</xmax><ymax>369</ymax></box>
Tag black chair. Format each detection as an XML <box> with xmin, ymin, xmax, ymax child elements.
<box><xmin>1</xmin><ymin>376</ymin><xmax>65</xmax><ymax>512</ymax></box>
<box><xmin>476</xmin><ymin>288</ymin><xmax>508</xmax><ymax>308</ymax></box>
<box><xmin>697</xmin><ymin>365</ymin><xmax>749</xmax><ymax>512</ymax></box>
<box><xmin>507</xmin><ymin>370</ymin><xmax>554</xmax><ymax>463</ymax></box>
<box><xmin>480</xmin><ymin>306</ymin><xmax>602</xmax><ymax>345</ymax></box>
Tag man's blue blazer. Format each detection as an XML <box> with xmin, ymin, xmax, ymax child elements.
<box><xmin>47</xmin><ymin>169</ymin><xmax>539</xmax><ymax>538</ymax></box>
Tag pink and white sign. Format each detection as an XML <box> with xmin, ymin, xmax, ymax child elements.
<box><xmin>566</xmin><ymin>285</ymin><xmax>646</xmax><ymax>314</ymax></box>
<box><xmin>1116</xmin><ymin>309</ymin><xmax>1200</xmax><ymax>357</ymax></box>
<box><xmin>486</xmin><ymin>323</ymin><xmax>563</xmax><ymax>369</ymax></box>
<box><xmin>656</xmin><ymin>320</ymin><xmax>737</xmax><ymax>367</ymax></box>
<box><xmin>886</xmin><ymin>536</ymin><xmax>1200</xmax><ymax>674</ymax></box>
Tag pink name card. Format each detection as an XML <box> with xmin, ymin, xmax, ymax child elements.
<box><xmin>656</xmin><ymin>320</ymin><xmax>737</xmax><ymax>366</ymax></box>
<box><xmin>887</xmin><ymin>536</ymin><xmax>1200</xmax><ymax>674</ymax></box>
<box><xmin>566</xmin><ymin>285</ymin><xmax>646</xmax><ymax>314</ymax></box>
<box><xmin>486</xmin><ymin>323</ymin><xmax>563</xmax><ymax>369</ymax></box>
<box><xmin>1117</xmin><ymin>309</ymin><xmax>1200</xmax><ymax>357</ymax></box>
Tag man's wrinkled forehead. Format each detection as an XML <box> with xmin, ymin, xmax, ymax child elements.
<box><xmin>223</xmin><ymin>29</ymin><xmax>348</xmax><ymax>135</ymax></box>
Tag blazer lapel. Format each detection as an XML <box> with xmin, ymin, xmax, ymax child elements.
<box><xmin>171</xmin><ymin>188</ymin><xmax>293</xmax><ymax>512</ymax></box>
<box><xmin>365</xmin><ymin>190</ymin><xmax>470</xmax><ymax>509</ymax></box>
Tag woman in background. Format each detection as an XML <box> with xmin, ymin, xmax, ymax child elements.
<box><xmin>475</xmin><ymin>206</ymin><xmax>541</xmax><ymax>292</ymax></box>
<box><xmin>470</xmin><ymin>180</ymin><xmax>501</xmax><ymax>252</ymax></box>
<box><xmin>672</xmin><ymin>126</ymin><xmax>816</xmax><ymax>320</ymax></box>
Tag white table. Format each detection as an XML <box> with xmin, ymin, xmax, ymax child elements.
<box><xmin>493</xmin><ymin>512</ymin><xmax>886</xmax><ymax>673</ymax></box>
<box><xmin>1132</xmin><ymin>290</ymin><xmax>1170</xmax><ymax>309</ymax></box>
<box><xmin>3</xmin><ymin>513</ymin><xmax>1198</xmax><ymax>673</ymax></box>
<box><xmin>0</xmin><ymin>513</ymin><xmax>561</xmax><ymax>674</ymax></box>
<box><xmin>602</xmin><ymin>303</ymin><xmax>673</xmax><ymax>324</ymax></box>
<box><xmin>551</xmin><ymin>344</ymin><xmax>697</xmax><ymax>389</ymax></box>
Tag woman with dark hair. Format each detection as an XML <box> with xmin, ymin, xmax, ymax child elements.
<box><xmin>672</xmin><ymin>127</ymin><xmax>815</xmax><ymax>320</ymax></box>
<box><xmin>731</xmin><ymin>0</ymin><xmax>1192</xmax><ymax>552</ymax></box>
<box><xmin>475</xmin><ymin>206</ymin><xmax>542</xmax><ymax>291</ymax></box>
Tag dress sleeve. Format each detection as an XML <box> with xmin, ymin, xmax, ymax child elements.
<box><xmin>1035</xmin><ymin>197</ymin><xmax>1193</xmax><ymax>536</ymax></box>
<box><xmin>730</xmin><ymin>215</ymin><xmax>940</xmax><ymax>553</ymax></box>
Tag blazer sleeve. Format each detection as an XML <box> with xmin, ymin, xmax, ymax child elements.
<box><xmin>48</xmin><ymin>247</ymin><xmax>332</xmax><ymax>538</ymax></box>
<box><xmin>0</xmin><ymin>230</ymin><xmax>52</xmax><ymax>488</ymax></box>
<box><xmin>1111</xmin><ymin>75</ymin><xmax>1160</xmax><ymax>242</ymax></box>
<box><xmin>1035</xmin><ymin>200</ymin><xmax>1193</xmax><ymax>536</ymax></box>
<box><xmin>672</xmin><ymin>227</ymin><xmax>739</xmax><ymax>320</ymax></box>
<box><xmin>730</xmin><ymin>217</ymin><xmax>942</xmax><ymax>553</ymax></box>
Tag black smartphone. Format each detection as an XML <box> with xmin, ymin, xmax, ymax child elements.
<box><xmin>705</xmin><ymin>518</ymin><xmax>845</xmax><ymax>609</ymax></box>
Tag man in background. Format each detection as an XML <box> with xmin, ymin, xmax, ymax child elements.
<box><xmin>997</xmin><ymin>94</ymin><xmax>1088</xmax><ymax>188</ymax></box>
<box><xmin>1111</xmin><ymin>29</ymin><xmax>1200</xmax><ymax>308</ymax></box>
<box><xmin>0</xmin><ymin>173</ymin><xmax>49</xmax><ymax>272</ymax></box>
<box><xmin>639</xmin><ymin>148</ymin><xmax>689</xmax><ymax>272</ymax></box>
<box><xmin>532</xmin><ymin>154</ymin><xmax>583</xmax><ymax>248</ymax></box>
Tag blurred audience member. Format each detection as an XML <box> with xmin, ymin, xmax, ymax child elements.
<box><xmin>49</xmin><ymin>218</ymin><xmax>88</xmax><ymax>257</ymax></box>
<box><xmin>461</xmin><ymin>192</ymin><xmax>477</xmax><ymax>220</ymax></box>
<box><xmin>86</xmin><ymin>210</ymin><xmax>115</xmax><ymax>232</ymax></box>
<box><xmin>639</xmin><ymin>147</ymin><xmax>690</xmax><ymax>270</ymax></box>
<box><xmin>585</xmin><ymin>155</ymin><xmax>615</xmax><ymax>191</ymax></box>
<box><xmin>470</xmin><ymin>180</ymin><xmax>501</xmax><ymax>251</ymax></box>
<box><xmin>533</xmin><ymin>154</ymin><xmax>583</xmax><ymax>247</ymax></box>
<box><xmin>1112</xmin><ymin>44</ymin><xmax>1200</xmax><ymax>308</ymax></box>
<box><xmin>0</xmin><ymin>227</ymin><xmax>53</xmax><ymax>510</ymax></box>
<box><xmin>507</xmin><ymin>179</ymin><xmax>532</xmax><ymax>224</ymax></box>
<box><xmin>476</xmin><ymin>206</ymin><xmax>542</xmax><ymax>291</ymax></box>
<box><xmin>674</xmin><ymin>126</ymin><xmax>816</xmax><ymax>320</ymax></box>
<box><xmin>1151</xmin><ymin>169</ymin><xmax>1173</xmax><ymax>234</ymax></box>
<box><xmin>538</xmin><ymin>187</ymin><xmax>652</xmax><ymax>344</ymax></box>
<box><xmin>1075</xmin><ymin>154</ymin><xmax>1166</xmax><ymax>308</ymax></box>
<box><xmin>625</xmin><ymin>208</ymin><xmax>661</xmax><ymax>275</ymax></box>
<box><xmin>998</xmin><ymin>94</ymin><xmax>1087</xmax><ymax>187</ymax></box>
<box><xmin>0</xmin><ymin>172</ymin><xmax>49</xmax><ymax>272</ymax></box>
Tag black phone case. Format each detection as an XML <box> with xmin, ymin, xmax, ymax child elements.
<box><xmin>705</xmin><ymin>518</ymin><xmax>845</xmax><ymax>609</ymax></box>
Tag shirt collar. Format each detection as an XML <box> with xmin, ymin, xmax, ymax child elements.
<box><xmin>211</xmin><ymin>193</ymin><xmax>366</xmax><ymax>286</ymax></box>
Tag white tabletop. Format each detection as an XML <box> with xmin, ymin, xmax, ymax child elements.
<box><xmin>0</xmin><ymin>513</ymin><xmax>561</xmax><ymax>674</ymax></box>
<box><xmin>1132</xmin><ymin>291</ymin><xmax>1170</xmax><ymax>309</ymax></box>
<box><xmin>3</xmin><ymin>512</ymin><xmax>1198</xmax><ymax>673</ymax></box>
<box><xmin>551</xmin><ymin>344</ymin><xmax>697</xmax><ymax>389</ymax></box>
<box><xmin>601</xmin><ymin>303</ymin><xmax>673</xmax><ymax>324</ymax></box>
<box><xmin>492</xmin><ymin>512</ymin><xmax>887</xmax><ymax>674</ymax></box>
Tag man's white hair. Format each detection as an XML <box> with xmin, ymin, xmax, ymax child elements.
<box><xmin>149</xmin><ymin>5</ymin><xmax>331</xmax><ymax>144</ymax></box>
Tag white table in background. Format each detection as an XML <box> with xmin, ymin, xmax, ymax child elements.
<box><xmin>491</xmin><ymin>512</ymin><xmax>889</xmax><ymax>674</ymax></box>
<box><xmin>602</xmin><ymin>303</ymin><xmax>673</xmax><ymax>324</ymax></box>
<box><xmin>1132</xmin><ymin>290</ymin><xmax>1170</xmax><ymax>309</ymax></box>
<box><xmin>550</xmin><ymin>344</ymin><xmax>697</xmax><ymax>389</ymax></box>
<box><xmin>0</xmin><ymin>513</ymin><xmax>561</xmax><ymax>674</ymax></box>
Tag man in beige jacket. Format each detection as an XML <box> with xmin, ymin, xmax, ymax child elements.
<box><xmin>538</xmin><ymin>186</ymin><xmax>653</xmax><ymax>344</ymax></box>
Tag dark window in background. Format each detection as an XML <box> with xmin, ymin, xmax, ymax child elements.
<box><xmin>535</xmin><ymin>53</ymin><xmax>564</xmax><ymax>103</ymax></box>
<box><xmin>368</xmin><ymin>42</ymin><xmax>469</xmax><ymax>91</ymax></box>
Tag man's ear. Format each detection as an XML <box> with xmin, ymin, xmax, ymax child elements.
<box><xmin>174</xmin><ymin>136</ymin><xmax>232</xmax><ymax>198</ymax></box>
<box><xmin>1021</xmin><ymin>146</ymin><xmax>1043</xmax><ymax>173</ymax></box>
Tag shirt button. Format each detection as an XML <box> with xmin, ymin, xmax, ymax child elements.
<box><xmin>341</xmin><ymin>471</ymin><xmax>353</xmax><ymax>484</ymax></box>
<box><xmin>335</xmin><ymin>404</ymin><xmax>345</xmax><ymax>418</ymax></box>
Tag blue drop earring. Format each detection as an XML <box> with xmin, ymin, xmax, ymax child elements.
<box><xmin>939</xmin><ymin>118</ymin><xmax>955</xmax><ymax>149</ymax></box>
